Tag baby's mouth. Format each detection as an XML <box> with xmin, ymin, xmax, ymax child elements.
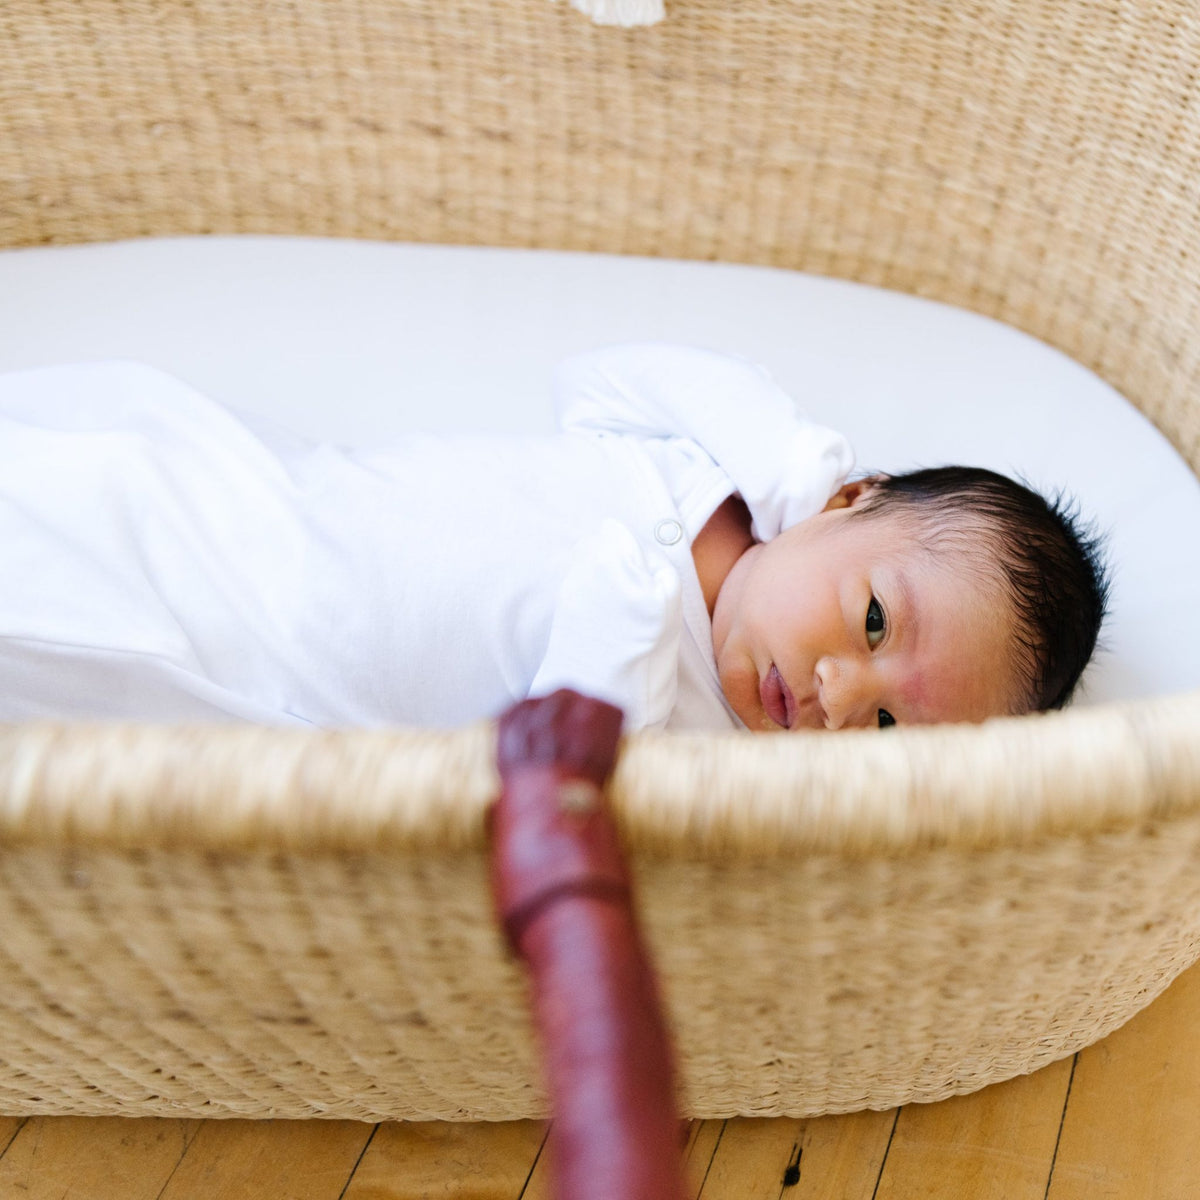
<box><xmin>760</xmin><ymin>663</ymin><xmax>796</xmax><ymax>730</ymax></box>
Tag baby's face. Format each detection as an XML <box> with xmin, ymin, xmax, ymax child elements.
<box><xmin>711</xmin><ymin>504</ymin><xmax>1022</xmax><ymax>731</ymax></box>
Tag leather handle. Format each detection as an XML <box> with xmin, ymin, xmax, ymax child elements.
<box><xmin>490</xmin><ymin>689</ymin><xmax>688</xmax><ymax>1200</ymax></box>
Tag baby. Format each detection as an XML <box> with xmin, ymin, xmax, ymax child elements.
<box><xmin>703</xmin><ymin>466</ymin><xmax>1105</xmax><ymax>731</ymax></box>
<box><xmin>0</xmin><ymin>343</ymin><xmax>1107</xmax><ymax>732</ymax></box>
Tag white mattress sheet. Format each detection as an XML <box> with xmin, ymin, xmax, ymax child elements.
<box><xmin>0</xmin><ymin>235</ymin><xmax>1196</xmax><ymax>708</ymax></box>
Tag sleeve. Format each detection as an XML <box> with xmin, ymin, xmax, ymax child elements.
<box><xmin>528</xmin><ymin>519</ymin><xmax>681</xmax><ymax>733</ymax></box>
<box><xmin>553</xmin><ymin>342</ymin><xmax>855</xmax><ymax>542</ymax></box>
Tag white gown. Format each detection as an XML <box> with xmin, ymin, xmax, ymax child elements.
<box><xmin>0</xmin><ymin>344</ymin><xmax>853</xmax><ymax>730</ymax></box>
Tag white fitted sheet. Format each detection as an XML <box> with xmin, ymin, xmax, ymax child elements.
<box><xmin>0</xmin><ymin>235</ymin><xmax>1196</xmax><ymax>708</ymax></box>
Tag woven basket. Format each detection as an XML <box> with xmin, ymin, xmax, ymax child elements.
<box><xmin>2</xmin><ymin>0</ymin><xmax>1200</xmax><ymax>1121</ymax></box>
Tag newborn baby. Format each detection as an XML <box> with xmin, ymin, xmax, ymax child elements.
<box><xmin>0</xmin><ymin>344</ymin><xmax>1107</xmax><ymax>732</ymax></box>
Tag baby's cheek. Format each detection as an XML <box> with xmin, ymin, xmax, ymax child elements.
<box><xmin>899</xmin><ymin>669</ymin><xmax>927</xmax><ymax>712</ymax></box>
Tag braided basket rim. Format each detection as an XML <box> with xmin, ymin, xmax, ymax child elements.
<box><xmin>0</xmin><ymin>686</ymin><xmax>1196</xmax><ymax>857</ymax></box>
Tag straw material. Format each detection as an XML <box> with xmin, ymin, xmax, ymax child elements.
<box><xmin>2</xmin><ymin>0</ymin><xmax>1200</xmax><ymax>1118</ymax></box>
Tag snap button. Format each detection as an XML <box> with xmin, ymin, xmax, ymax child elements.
<box><xmin>654</xmin><ymin>518</ymin><xmax>683</xmax><ymax>546</ymax></box>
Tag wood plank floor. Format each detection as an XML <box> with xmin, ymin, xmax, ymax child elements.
<box><xmin>3</xmin><ymin>957</ymin><xmax>1199</xmax><ymax>1199</ymax></box>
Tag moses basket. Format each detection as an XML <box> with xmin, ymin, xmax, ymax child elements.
<box><xmin>2</xmin><ymin>0</ymin><xmax>1199</xmax><ymax>1122</ymax></box>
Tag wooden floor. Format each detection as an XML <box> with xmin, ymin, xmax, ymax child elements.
<box><xmin>4</xmin><ymin>958</ymin><xmax>1200</xmax><ymax>1199</ymax></box>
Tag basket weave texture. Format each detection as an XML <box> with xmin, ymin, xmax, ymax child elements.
<box><xmin>2</xmin><ymin>0</ymin><xmax>1200</xmax><ymax>1120</ymax></box>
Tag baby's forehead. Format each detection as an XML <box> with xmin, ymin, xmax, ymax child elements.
<box><xmin>853</xmin><ymin>505</ymin><xmax>1008</xmax><ymax>558</ymax></box>
<box><xmin>817</xmin><ymin>510</ymin><xmax>1014</xmax><ymax>605</ymax></box>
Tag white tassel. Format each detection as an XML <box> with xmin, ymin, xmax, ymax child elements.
<box><xmin>565</xmin><ymin>0</ymin><xmax>665</xmax><ymax>27</ymax></box>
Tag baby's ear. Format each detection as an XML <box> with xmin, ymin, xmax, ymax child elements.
<box><xmin>823</xmin><ymin>474</ymin><xmax>888</xmax><ymax>511</ymax></box>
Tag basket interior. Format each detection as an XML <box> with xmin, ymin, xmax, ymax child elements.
<box><xmin>2</xmin><ymin>0</ymin><xmax>1199</xmax><ymax>480</ymax></box>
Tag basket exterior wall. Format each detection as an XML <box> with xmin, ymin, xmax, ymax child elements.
<box><xmin>0</xmin><ymin>703</ymin><xmax>1198</xmax><ymax>1119</ymax></box>
<box><xmin>2</xmin><ymin>0</ymin><xmax>1200</xmax><ymax>1119</ymax></box>
<box><xmin>4</xmin><ymin>821</ymin><xmax>1200</xmax><ymax>1122</ymax></box>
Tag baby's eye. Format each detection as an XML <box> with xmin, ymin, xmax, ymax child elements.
<box><xmin>878</xmin><ymin>709</ymin><xmax>896</xmax><ymax>728</ymax></box>
<box><xmin>865</xmin><ymin>597</ymin><xmax>887</xmax><ymax>648</ymax></box>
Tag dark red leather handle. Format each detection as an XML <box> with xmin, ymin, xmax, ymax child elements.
<box><xmin>490</xmin><ymin>689</ymin><xmax>688</xmax><ymax>1200</ymax></box>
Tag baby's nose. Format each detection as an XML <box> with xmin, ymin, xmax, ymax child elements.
<box><xmin>815</xmin><ymin>656</ymin><xmax>872</xmax><ymax>730</ymax></box>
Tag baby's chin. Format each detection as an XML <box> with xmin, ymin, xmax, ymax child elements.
<box><xmin>718</xmin><ymin>663</ymin><xmax>782</xmax><ymax>732</ymax></box>
<box><xmin>744</xmin><ymin>709</ymin><xmax>783</xmax><ymax>733</ymax></box>
<box><xmin>717</xmin><ymin>671</ymin><xmax>753</xmax><ymax>727</ymax></box>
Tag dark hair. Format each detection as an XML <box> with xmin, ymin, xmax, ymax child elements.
<box><xmin>851</xmin><ymin>466</ymin><xmax>1110</xmax><ymax>712</ymax></box>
